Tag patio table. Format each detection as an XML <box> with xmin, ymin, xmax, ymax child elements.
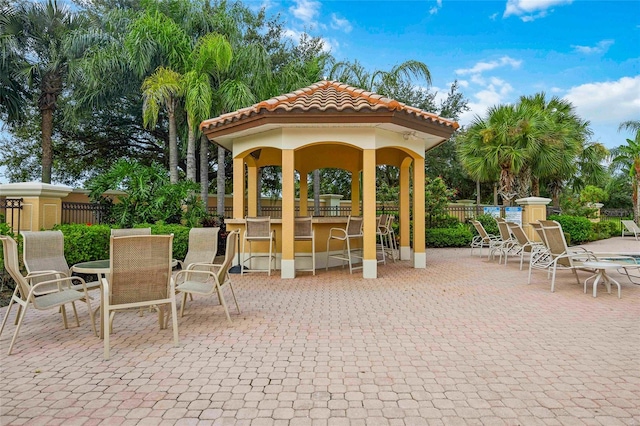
<box><xmin>582</xmin><ymin>261</ymin><xmax>623</xmax><ymax>298</ymax></box>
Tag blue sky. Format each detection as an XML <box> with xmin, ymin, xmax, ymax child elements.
<box><xmin>255</xmin><ymin>0</ymin><xmax>640</xmax><ymax>149</ymax></box>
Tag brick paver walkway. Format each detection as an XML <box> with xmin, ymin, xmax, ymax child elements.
<box><xmin>1</xmin><ymin>244</ymin><xmax>638</xmax><ymax>425</ymax></box>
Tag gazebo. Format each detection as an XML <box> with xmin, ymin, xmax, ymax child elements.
<box><xmin>200</xmin><ymin>81</ymin><xmax>458</xmax><ymax>278</ymax></box>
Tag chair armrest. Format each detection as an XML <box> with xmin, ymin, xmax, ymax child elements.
<box><xmin>328</xmin><ymin>227</ymin><xmax>347</xmax><ymax>239</ymax></box>
<box><xmin>174</xmin><ymin>269</ymin><xmax>218</xmax><ymax>284</ymax></box>
<box><xmin>31</xmin><ymin>276</ymin><xmax>87</xmax><ymax>294</ymax></box>
<box><xmin>26</xmin><ymin>270</ymin><xmax>69</xmax><ymax>279</ymax></box>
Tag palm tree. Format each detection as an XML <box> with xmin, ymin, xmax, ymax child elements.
<box><xmin>328</xmin><ymin>59</ymin><xmax>431</xmax><ymax>95</ymax></box>
<box><xmin>610</xmin><ymin>126</ymin><xmax>640</xmax><ymax>222</ymax></box>
<box><xmin>457</xmin><ymin>103</ymin><xmax>542</xmax><ymax>204</ymax></box>
<box><xmin>0</xmin><ymin>4</ymin><xmax>27</xmax><ymax>124</ymax></box>
<box><xmin>182</xmin><ymin>33</ymin><xmax>232</xmax><ymax>182</ymax></box>
<box><xmin>141</xmin><ymin>67</ymin><xmax>182</xmax><ymax>183</ymax></box>
<box><xmin>6</xmin><ymin>0</ymin><xmax>86</xmax><ymax>183</ymax></box>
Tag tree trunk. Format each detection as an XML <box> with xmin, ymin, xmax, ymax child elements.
<box><xmin>476</xmin><ymin>180</ymin><xmax>481</xmax><ymax>205</ymax></box>
<box><xmin>168</xmin><ymin>100</ymin><xmax>179</xmax><ymax>183</ymax></box>
<box><xmin>313</xmin><ymin>169</ymin><xmax>320</xmax><ymax>215</ymax></box>
<box><xmin>200</xmin><ymin>135</ymin><xmax>209</xmax><ymax>209</ymax></box>
<box><xmin>186</xmin><ymin>116</ymin><xmax>196</xmax><ymax>181</ymax></box>
<box><xmin>217</xmin><ymin>146</ymin><xmax>225</xmax><ymax>218</ymax></box>
<box><xmin>532</xmin><ymin>177</ymin><xmax>540</xmax><ymax>197</ymax></box>
<box><xmin>41</xmin><ymin>108</ymin><xmax>54</xmax><ymax>183</ymax></box>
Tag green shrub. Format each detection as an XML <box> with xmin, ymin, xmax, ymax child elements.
<box><xmin>54</xmin><ymin>223</ymin><xmax>191</xmax><ymax>264</ymax></box>
<box><xmin>547</xmin><ymin>215</ymin><xmax>592</xmax><ymax>245</ymax></box>
<box><xmin>426</xmin><ymin>226</ymin><xmax>473</xmax><ymax>248</ymax></box>
<box><xmin>474</xmin><ymin>214</ymin><xmax>499</xmax><ymax>236</ymax></box>
<box><xmin>430</xmin><ymin>215</ymin><xmax>460</xmax><ymax>228</ymax></box>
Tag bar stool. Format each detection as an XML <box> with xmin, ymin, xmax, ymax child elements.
<box><xmin>241</xmin><ymin>216</ymin><xmax>276</xmax><ymax>276</ymax></box>
<box><xmin>326</xmin><ymin>216</ymin><xmax>363</xmax><ymax>274</ymax></box>
<box><xmin>376</xmin><ymin>214</ymin><xmax>387</xmax><ymax>264</ymax></box>
<box><xmin>294</xmin><ymin>216</ymin><xmax>315</xmax><ymax>275</ymax></box>
<box><xmin>378</xmin><ymin>215</ymin><xmax>398</xmax><ymax>262</ymax></box>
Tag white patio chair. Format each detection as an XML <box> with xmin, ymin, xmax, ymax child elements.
<box><xmin>0</xmin><ymin>235</ymin><xmax>95</xmax><ymax>355</ymax></box>
<box><xmin>326</xmin><ymin>215</ymin><xmax>363</xmax><ymax>274</ymax></box>
<box><xmin>241</xmin><ymin>217</ymin><xmax>276</xmax><ymax>275</ymax></box>
<box><xmin>470</xmin><ymin>220</ymin><xmax>501</xmax><ymax>258</ymax></box>
<box><xmin>506</xmin><ymin>222</ymin><xmax>547</xmax><ymax>270</ymax></box>
<box><xmin>175</xmin><ymin>230</ymin><xmax>241</xmax><ymax>322</ymax></box>
<box><xmin>103</xmin><ymin>234</ymin><xmax>178</xmax><ymax>359</ymax></box>
<box><xmin>294</xmin><ymin>216</ymin><xmax>316</xmax><ymax>274</ymax></box>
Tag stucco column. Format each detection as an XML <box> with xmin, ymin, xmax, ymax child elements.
<box><xmin>413</xmin><ymin>157</ymin><xmax>426</xmax><ymax>268</ymax></box>
<box><xmin>232</xmin><ymin>157</ymin><xmax>245</xmax><ymax>219</ymax></box>
<box><xmin>362</xmin><ymin>149</ymin><xmax>377</xmax><ymax>279</ymax></box>
<box><xmin>247</xmin><ymin>164</ymin><xmax>258</xmax><ymax>217</ymax></box>
<box><xmin>299</xmin><ymin>169</ymin><xmax>309</xmax><ymax>216</ymax></box>
<box><xmin>399</xmin><ymin>159</ymin><xmax>411</xmax><ymax>261</ymax></box>
<box><xmin>281</xmin><ymin>149</ymin><xmax>296</xmax><ymax>278</ymax></box>
<box><xmin>0</xmin><ymin>182</ymin><xmax>72</xmax><ymax>231</ymax></box>
<box><xmin>351</xmin><ymin>170</ymin><xmax>360</xmax><ymax>216</ymax></box>
<box><xmin>515</xmin><ymin>196</ymin><xmax>551</xmax><ymax>242</ymax></box>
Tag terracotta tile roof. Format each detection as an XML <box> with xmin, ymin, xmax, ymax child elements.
<box><xmin>200</xmin><ymin>80</ymin><xmax>459</xmax><ymax>132</ymax></box>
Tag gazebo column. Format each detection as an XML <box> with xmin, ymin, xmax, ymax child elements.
<box><xmin>399</xmin><ymin>159</ymin><xmax>411</xmax><ymax>260</ymax></box>
<box><xmin>233</xmin><ymin>157</ymin><xmax>245</xmax><ymax>219</ymax></box>
<box><xmin>351</xmin><ymin>170</ymin><xmax>360</xmax><ymax>215</ymax></box>
<box><xmin>281</xmin><ymin>149</ymin><xmax>296</xmax><ymax>278</ymax></box>
<box><xmin>362</xmin><ymin>149</ymin><xmax>377</xmax><ymax>278</ymax></box>
<box><xmin>299</xmin><ymin>169</ymin><xmax>309</xmax><ymax>216</ymax></box>
<box><xmin>247</xmin><ymin>161</ymin><xmax>258</xmax><ymax>217</ymax></box>
<box><xmin>413</xmin><ymin>156</ymin><xmax>426</xmax><ymax>268</ymax></box>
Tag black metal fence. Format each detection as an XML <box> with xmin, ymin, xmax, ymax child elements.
<box><xmin>62</xmin><ymin>202</ymin><xmax>109</xmax><ymax>225</ymax></box>
<box><xmin>0</xmin><ymin>198</ymin><xmax>23</xmax><ymax>234</ymax></box>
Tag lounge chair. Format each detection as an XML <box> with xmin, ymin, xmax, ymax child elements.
<box><xmin>494</xmin><ymin>218</ymin><xmax>518</xmax><ymax>264</ymax></box>
<box><xmin>534</xmin><ymin>220</ymin><xmax>598</xmax><ymax>292</ymax></box>
<box><xmin>506</xmin><ymin>222</ymin><xmax>547</xmax><ymax>270</ymax></box>
<box><xmin>621</xmin><ymin>220</ymin><xmax>640</xmax><ymax>241</ymax></box>
<box><xmin>470</xmin><ymin>220</ymin><xmax>501</xmax><ymax>258</ymax></box>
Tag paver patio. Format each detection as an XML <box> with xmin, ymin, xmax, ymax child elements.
<box><xmin>1</xmin><ymin>238</ymin><xmax>639</xmax><ymax>425</ymax></box>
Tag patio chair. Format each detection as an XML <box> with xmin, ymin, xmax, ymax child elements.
<box><xmin>470</xmin><ymin>220</ymin><xmax>501</xmax><ymax>258</ymax></box>
<box><xmin>294</xmin><ymin>217</ymin><xmax>316</xmax><ymax>274</ymax></box>
<box><xmin>534</xmin><ymin>220</ymin><xmax>599</xmax><ymax>292</ymax></box>
<box><xmin>377</xmin><ymin>214</ymin><xmax>397</xmax><ymax>262</ymax></box>
<box><xmin>326</xmin><ymin>215</ymin><xmax>363</xmax><ymax>274</ymax></box>
<box><xmin>494</xmin><ymin>218</ymin><xmax>518</xmax><ymax>264</ymax></box>
<box><xmin>21</xmin><ymin>230</ymin><xmax>100</xmax><ymax>313</ymax></box>
<box><xmin>110</xmin><ymin>227</ymin><xmax>152</xmax><ymax>237</ymax></box>
<box><xmin>241</xmin><ymin>217</ymin><xmax>276</xmax><ymax>276</ymax></box>
<box><xmin>506</xmin><ymin>222</ymin><xmax>547</xmax><ymax>270</ymax></box>
<box><xmin>0</xmin><ymin>235</ymin><xmax>95</xmax><ymax>355</ymax></box>
<box><xmin>621</xmin><ymin>220</ymin><xmax>640</xmax><ymax>241</ymax></box>
<box><xmin>175</xmin><ymin>229</ymin><xmax>241</xmax><ymax>322</ymax></box>
<box><xmin>103</xmin><ymin>234</ymin><xmax>178</xmax><ymax>360</ymax></box>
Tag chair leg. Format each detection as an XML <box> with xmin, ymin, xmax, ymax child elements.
<box><xmin>71</xmin><ymin>302</ymin><xmax>80</xmax><ymax>328</ymax></box>
<box><xmin>170</xmin><ymin>298</ymin><xmax>179</xmax><ymax>346</ymax></box>
<box><xmin>228</xmin><ymin>282</ymin><xmax>241</xmax><ymax>314</ymax></box>
<box><xmin>0</xmin><ymin>295</ymin><xmax>17</xmax><ymax>338</ymax></box>
<box><xmin>60</xmin><ymin>305</ymin><xmax>69</xmax><ymax>329</ymax></box>
<box><xmin>180</xmin><ymin>292</ymin><xmax>188</xmax><ymax>317</ymax></box>
<box><xmin>216</xmin><ymin>286</ymin><xmax>232</xmax><ymax>323</ymax></box>
<box><xmin>8</xmin><ymin>301</ymin><xmax>28</xmax><ymax>355</ymax></box>
<box><xmin>346</xmin><ymin>238</ymin><xmax>353</xmax><ymax>274</ymax></box>
<box><xmin>104</xmin><ymin>311</ymin><xmax>114</xmax><ymax>360</ymax></box>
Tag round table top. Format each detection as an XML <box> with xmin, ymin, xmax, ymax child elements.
<box><xmin>583</xmin><ymin>261</ymin><xmax>623</xmax><ymax>269</ymax></box>
<box><xmin>71</xmin><ymin>260</ymin><xmax>109</xmax><ymax>274</ymax></box>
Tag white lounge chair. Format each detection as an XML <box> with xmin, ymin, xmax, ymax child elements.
<box><xmin>621</xmin><ymin>220</ymin><xmax>640</xmax><ymax>241</ymax></box>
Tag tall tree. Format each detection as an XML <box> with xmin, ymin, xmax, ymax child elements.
<box><xmin>610</xmin><ymin>124</ymin><xmax>640</xmax><ymax>222</ymax></box>
<box><xmin>0</xmin><ymin>3</ymin><xmax>27</xmax><ymax>124</ymax></box>
<box><xmin>5</xmin><ymin>0</ymin><xmax>87</xmax><ymax>183</ymax></box>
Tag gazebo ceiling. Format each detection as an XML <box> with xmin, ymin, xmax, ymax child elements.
<box><xmin>200</xmin><ymin>80</ymin><xmax>459</xmax><ymax>152</ymax></box>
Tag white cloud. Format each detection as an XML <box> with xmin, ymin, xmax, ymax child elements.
<box><xmin>330</xmin><ymin>14</ymin><xmax>352</xmax><ymax>33</ymax></box>
<box><xmin>459</xmin><ymin>78</ymin><xmax>515</xmax><ymax>125</ymax></box>
<box><xmin>290</xmin><ymin>0</ymin><xmax>321</xmax><ymax>24</ymax></box>
<box><xmin>572</xmin><ymin>39</ymin><xmax>614</xmax><ymax>54</ymax></box>
<box><xmin>564</xmin><ymin>75</ymin><xmax>640</xmax><ymax>126</ymax></box>
<box><xmin>503</xmin><ymin>0</ymin><xmax>573</xmax><ymax>21</ymax></box>
<box><xmin>455</xmin><ymin>56</ymin><xmax>522</xmax><ymax>75</ymax></box>
<box><xmin>429</xmin><ymin>0</ymin><xmax>442</xmax><ymax>15</ymax></box>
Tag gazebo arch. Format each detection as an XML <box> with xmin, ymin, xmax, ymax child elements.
<box><xmin>201</xmin><ymin>81</ymin><xmax>458</xmax><ymax>278</ymax></box>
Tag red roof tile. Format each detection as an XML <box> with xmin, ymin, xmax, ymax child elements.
<box><xmin>200</xmin><ymin>80</ymin><xmax>459</xmax><ymax>132</ymax></box>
